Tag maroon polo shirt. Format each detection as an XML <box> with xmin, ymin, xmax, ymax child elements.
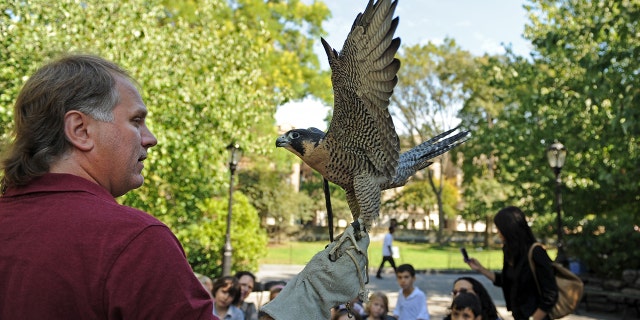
<box><xmin>0</xmin><ymin>173</ymin><xmax>216</xmax><ymax>319</ymax></box>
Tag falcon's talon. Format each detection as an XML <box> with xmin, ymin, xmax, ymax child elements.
<box><xmin>328</xmin><ymin>224</ymin><xmax>363</xmax><ymax>261</ymax></box>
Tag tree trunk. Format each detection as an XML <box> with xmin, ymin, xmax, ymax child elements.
<box><xmin>427</xmin><ymin>166</ymin><xmax>445</xmax><ymax>245</ymax></box>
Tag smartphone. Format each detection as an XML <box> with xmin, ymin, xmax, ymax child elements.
<box><xmin>460</xmin><ymin>247</ymin><xmax>470</xmax><ymax>262</ymax></box>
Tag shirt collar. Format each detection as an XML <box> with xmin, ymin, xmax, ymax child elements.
<box><xmin>2</xmin><ymin>173</ymin><xmax>115</xmax><ymax>203</ymax></box>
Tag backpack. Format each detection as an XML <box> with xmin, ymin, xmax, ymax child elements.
<box><xmin>528</xmin><ymin>243</ymin><xmax>584</xmax><ymax>319</ymax></box>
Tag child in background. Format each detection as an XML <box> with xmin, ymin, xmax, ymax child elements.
<box><xmin>363</xmin><ymin>291</ymin><xmax>394</xmax><ymax>320</ymax></box>
<box><xmin>331</xmin><ymin>305</ymin><xmax>363</xmax><ymax>320</ymax></box>
<box><xmin>448</xmin><ymin>292</ymin><xmax>482</xmax><ymax>320</ymax></box>
<box><xmin>393</xmin><ymin>264</ymin><xmax>430</xmax><ymax>320</ymax></box>
<box><xmin>444</xmin><ymin>277</ymin><xmax>500</xmax><ymax>320</ymax></box>
<box><xmin>212</xmin><ymin>276</ymin><xmax>244</xmax><ymax>320</ymax></box>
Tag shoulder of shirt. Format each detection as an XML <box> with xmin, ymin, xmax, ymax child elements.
<box><xmin>55</xmin><ymin>174</ymin><xmax>167</xmax><ymax>228</ymax></box>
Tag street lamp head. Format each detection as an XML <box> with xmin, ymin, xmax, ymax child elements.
<box><xmin>546</xmin><ymin>141</ymin><xmax>567</xmax><ymax>170</ymax></box>
<box><xmin>227</xmin><ymin>142</ymin><xmax>243</xmax><ymax>172</ymax></box>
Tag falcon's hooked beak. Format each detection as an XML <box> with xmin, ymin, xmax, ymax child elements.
<box><xmin>275</xmin><ymin>135</ymin><xmax>290</xmax><ymax>148</ymax></box>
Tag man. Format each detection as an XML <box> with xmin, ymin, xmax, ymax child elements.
<box><xmin>0</xmin><ymin>54</ymin><xmax>216</xmax><ymax>319</ymax></box>
<box><xmin>376</xmin><ymin>226</ymin><xmax>397</xmax><ymax>279</ymax></box>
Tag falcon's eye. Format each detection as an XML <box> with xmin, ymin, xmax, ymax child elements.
<box><xmin>289</xmin><ymin>132</ymin><xmax>300</xmax><ymax>139</ymax></box>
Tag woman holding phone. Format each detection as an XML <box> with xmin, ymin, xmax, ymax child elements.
<box><xmin>465</xmin><ymin>206</ymin><xmax>558</xmax><ymax>320</ymax></box>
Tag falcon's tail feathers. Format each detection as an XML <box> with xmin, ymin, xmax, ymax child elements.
<box><xmin>387</xmin><ymin>128</ymin><xmax>469</xmax><ymax>188</ymax></box>
<box><xmin>413</xmin><ymin>129</ymin><xmax>470</xmax><ymax>164</ymax></box>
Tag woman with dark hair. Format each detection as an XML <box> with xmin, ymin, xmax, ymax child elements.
<box><xmin>466</xmin><ymin>206</ymin><xmax>558</xmax><ymax>320</ymax></box>
<box><xmin>443</xmin><ymin>277</ymin><xmax>500</xmax><ymax>320</ymax></box>
<box><xmin>212</xmin><ymin>276</ymin><xmax>244</xmax><ymax>320</ymax></box>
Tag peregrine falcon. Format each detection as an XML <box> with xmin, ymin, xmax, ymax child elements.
<box><xmin>276</xmin><ymin>0</ymin><xmax>468</xmax><ymax>234</ymax></box>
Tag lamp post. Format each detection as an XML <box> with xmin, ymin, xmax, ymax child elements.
<box><xmin>546</xmin><ymin>141</ymin><xmax>567</xmax><ymax>266</ymax></box>
<box><xmin>223</xmin><ymin>142</ymin><xmax>242</xmax><ymax>276</ymax></box>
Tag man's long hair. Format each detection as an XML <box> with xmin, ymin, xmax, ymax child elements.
<box><xmin>1</xmin><ymin>54</ymin><xmax>131</xmax><ymax>192</ymax></box>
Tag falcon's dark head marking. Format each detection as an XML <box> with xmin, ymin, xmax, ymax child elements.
<box><xmin>275</xmin><ymin>128</ymin><xmax>325</xmax><ymax>158</ymax></box>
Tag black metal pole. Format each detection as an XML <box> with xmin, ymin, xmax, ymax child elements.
<box><xmin>222</xmin><ymin>164</ymin><xmax>235</xmax><ymax>276</ymax></box>
<box><xmin>323</xmin><ymin>178</ymin><xmax>334</xmax><ymax>242</ymax></box>
<box><xmin>554</xmin><ymin>167</ymin><xmax>567</xmax><ymax>266</ymax></box>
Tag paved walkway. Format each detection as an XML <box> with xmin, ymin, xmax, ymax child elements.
<box><xmin>246</xmin><ymin>264</ymin><xmax>624</xmax><ymax>320</ymax></box>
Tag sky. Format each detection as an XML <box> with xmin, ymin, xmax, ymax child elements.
<box><xmin>275</xmin><ymin>0</ymin><xmax>532</xmax><ymax>131</ymax></box>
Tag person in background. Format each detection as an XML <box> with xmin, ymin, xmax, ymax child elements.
<box><xmin>393</xmin><ymin>264</ymin><xmax>430</xmax><ymax>320</ymax></box>
<box><xmin>447</xmin><ymin>292</ymin><xmax>483</xmax><ymax>320</ymax></box>
<box><xmin>466</xmin><ymin>206</ymin><xmax>558</xmax><ymax>320</ymax></box>
<box><xmin>0</xmin><ymin>53</ymin><xmax>216</xmax><ymax>319</ymax></box>
<box><xmin>234</xmin><ymin>271</ymin><xmax>258</xmax><ymax>320</ymax></box>
<box><xmin>362</xmin><ymin>291</ymin><xmax>394</xmax><ymax>320</ymax></box>
<box><xmin>197</xmin><ymin>273</ymin><xmax>214</xmax><ymax>297</ymax></box>
<box><xmin>212</xmin><ymin>276</ymin><xmax>244</xmax><ymax>320</ymax></box>
<box><xmin>331</xmin><ymin>305</ymin><xmax>363</xmax><ymax>320</ymax></box>
<box><xmin>443</xmin><ymin>277</ymin><xmax>500</xmax><ymax>320</ymax></box>
<box><xmin>268</xmin><ymin>284</ymin><xmax>284</xmax><ymax>301</ymax></box>
<box><xmin>376</xmin><ymin>226</ymin><xmax>397</xmax><ymax>279</ymax></box>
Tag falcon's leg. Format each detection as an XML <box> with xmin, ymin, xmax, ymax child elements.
<box><xmin>329</xmin><ymin>219</ymin><xmax>366</xmax><ymax>262</ymax></box>
<box><xmin>353</xmin><ymin>174</ymin><xmax>382</xmax><ymax>231</ymax></box>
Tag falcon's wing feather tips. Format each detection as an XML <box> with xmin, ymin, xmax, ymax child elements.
<box><xmin>322</xmin><ymin>0</ymin><xmax>400</xmax><ymax>182</ymax></box>
<box><xmin>275</xmin><ymin>0</ymin><xmax>469</xmax><ymax>232</ymax></box>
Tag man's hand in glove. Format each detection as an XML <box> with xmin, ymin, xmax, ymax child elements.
<box><xmin>260</xmin><ymin>223</ymin><xmax>370</xmax><ymax>320</ymax></box>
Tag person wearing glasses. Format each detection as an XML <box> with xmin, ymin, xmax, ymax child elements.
<box><xmin>444</xmin><ymin>277</ymin><xmax>501</xmax><ymax>320</ymax></box>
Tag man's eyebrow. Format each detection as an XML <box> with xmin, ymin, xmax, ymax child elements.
<box><xmin>133</xmin><ymin>105</ymin><xmax>149</xmax><ymax>117</ymax></box>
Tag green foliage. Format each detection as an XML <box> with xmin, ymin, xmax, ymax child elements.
<box><xmin>238</xmin><ymin>162</ymin><xmax>315</xmax><ymax>227</ymax></box>
<box><xmin>461</xmin><ymin>176</ymin><xmax>511</xmax><ymax>223</ymax></box>
<box><xmin>0</xmin><ymin>0</ymin><xmax>327</xmax><ymax>277</ymax></box>
<box><xmin>299</xmin><ymin>169</ymin><xmax>351</xmax><ymax>221</ymax></box>
<box><xmin>182</xmin><ymin>192</ymin><xmax>268</xmax><ymax>276</ymax></box>
<box><xmin>163</xmin><ymin>0</ymin><xmax>333</xmax><ymax>104</ymax></box>
<box><xmin>384</xmin><ymin>177</ymin><xmax>459</xmax><ymax>219</ymax></box>
<box><xmin>522</xmin><ymin>0</ymin><xmax>640</xmax><ymax>220</ymax></box>
<box><xmin>567</xmin><ymin>214</ymin><xmax>640</xmax><ymax>278</ymax></box>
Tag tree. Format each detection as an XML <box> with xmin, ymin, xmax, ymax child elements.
<box><xmin>461</xmin><ymin>176</ymin><xmax>511</xmax><ymax>247</ymax></box>
<box><xmin>457</xmin><ymin>53</ymin><xmax>530</xmax><ymax>245</ymax></box>
<box><xmin>391</xmin><ymin>40</ymin><xmax>475</xmax><ymax>244</ymax></box>
<box><xmin>456</xmin><ymin>0</ymin><xmax>640</xmax><ymax>276</ymax></box>
<box><xmin>522</xmin><ymin>0</ymin><xmax>640</xmax><ymax>276</ymax></box>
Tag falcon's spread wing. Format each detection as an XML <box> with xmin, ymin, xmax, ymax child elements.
<box><xmin>322</xmin><ymin>0</ymin><xmax>401</xmax><ymax>184</ymax></box>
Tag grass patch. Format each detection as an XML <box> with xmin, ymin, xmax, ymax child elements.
<box><xmin>260</xmin><ymin>240</ymin><xmax>508</xmax><ymax>271</ymax></box>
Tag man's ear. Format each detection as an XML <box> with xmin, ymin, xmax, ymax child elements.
<box><xmin>64</xmin><ymin>110</ymin><xmax>94</xmax><ymax>151</ymax></box>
